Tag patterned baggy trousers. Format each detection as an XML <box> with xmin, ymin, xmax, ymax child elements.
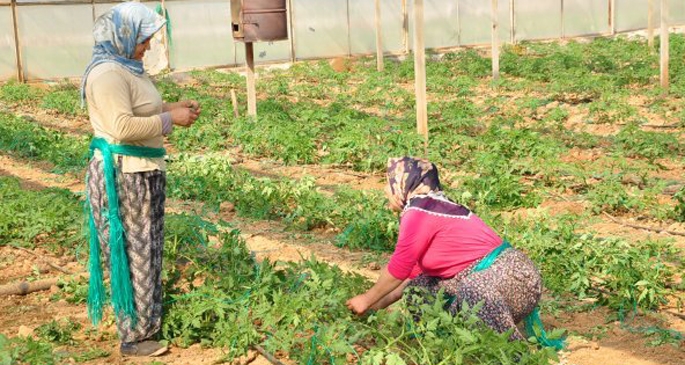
<box><xmin>407</xmin><ymin>248</ymin><xmax>542</xmax><ymax>341</ymax></box>
<box><xmin>87</xmin><ymin>158</ymin><xmax>166</xmax><ymax>343</ymax></box>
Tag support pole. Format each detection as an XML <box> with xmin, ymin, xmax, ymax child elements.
<box><xmin>245</xmin><ymin>42</ymin><xmax>257</xmax><ymax>116</ymax></box>
<box><xmin>374</xmin><ymin>0</ymin><xmax>384</xmax><ymax>71</ymax></box>
<box><xmin>509</xmin><ymin>0</ymin><xmax>515</xmax><ymax>43</ymax></box>
<box><xmin>648</xmin><ymin>0</ymin><xmax>654</xmax><ymax>49</ymax></box>
<box><xmin>561</xmin><ymin>0</ymin><xmax>565</xmax><ymax>38</ymax></box>
<box><xmin>660</xmin><ymin>0</ymin><xmax>669</xmax><ymax>91</ymax></box>
<box><xmin>160</xmin><ymin>0</ymin><xmax>171</xmax><ymax>71</ymax></box>
<box><xmin>413</xmin><ymin>0</ymin><xmax>428</xmax><ymax>150</ymax></box>
<box><xmin>10</xmin><ymin>0</ymin><xmax>24</xmax><ymax>82</ymax></box>
<box><xmin>491</xmin><ymin>0</ymin><xmax>499</xmax><ymax>81</ymax></box>
<box><xmin>402</xmin><ymin>0</ymin><xmax>409</xmax><ymax>54</ymax></box>
<box><xmin>609</xmin><ymin>0</ymin><xmax>616</xmax><ymax>35</ymax></box>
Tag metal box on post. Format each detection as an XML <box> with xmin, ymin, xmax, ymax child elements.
<box><xmin>231</xmin><ymin>0</ymin><xmax>288</xmax><ymax>42</ymax></box>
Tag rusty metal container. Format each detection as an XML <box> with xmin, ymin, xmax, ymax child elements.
<box><xmin>231</xmin><ymin>0</ymin><xmax>288</xmax><ymax>42</ymax></box>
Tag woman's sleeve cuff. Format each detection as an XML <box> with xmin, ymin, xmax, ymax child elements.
<box><xmin>160</xmin><ymin>112</ymin><xmax>173</xmax><ymax>135</ymax></box>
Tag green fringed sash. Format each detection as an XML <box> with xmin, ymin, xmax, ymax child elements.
<box><xmin>86</xmin><ymin>137</ymin><xmax>166</xmax><ymax>327</ymax></box>
<box><xmin>447</xmin><ymin>240</ymin><xmax>565</xmax><ymax>350</ymax></box>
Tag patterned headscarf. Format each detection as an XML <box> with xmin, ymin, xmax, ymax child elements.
<box><xmin>387</xmin><ymin>157</ymin><xmax>442</xmax><ymax>208</ymax></box>
<box><xmin>387</xmin><ymin>157</ymin><xmax>472</xmax><ymax>218</ymax></box>
<box><xmin>80</xmin><ymin>2</ymin><xmax>166</xmax><ymax>104</ymax></box>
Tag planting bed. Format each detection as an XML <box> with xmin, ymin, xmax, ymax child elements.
<box><xmin>0</xmin><ymin>34</ymin><xmax>683</xmax><ymax>365</ymax></box>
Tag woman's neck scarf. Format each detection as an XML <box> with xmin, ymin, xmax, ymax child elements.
<box><xmin>80</xmin><ymin>2</ymin><xmax>166</xmax><ymax>105</ymax></box>
<box><xmin>387</xmin><ymin>157</ymin><xmax>471</xmax><ymax>218</ymax></box>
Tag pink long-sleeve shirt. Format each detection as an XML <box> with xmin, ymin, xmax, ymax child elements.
<box><xmin>387</xmin><ymin>202</ymin><xmax>502</xmax><ymax>280</ymax></box>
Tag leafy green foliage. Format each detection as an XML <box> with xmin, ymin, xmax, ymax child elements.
<box><xmin>0</xmin><ymin>81</ymin><xmax>43</xmax><ymax>104</ymax></box>
<box><xmin>0</xmin><ymin>112</ymin><xmax>88</xmax><ymax>173</ymax></box>
<box><xmin>35</xmin><ymin>319</ymin><xmax>81</xmax><ymax>345</ymax></box>
<box><xmin>674</xmin><ymin>186</ymin><xmax>685</xmax><ymax>222</ymax></box>
<box><xmin>0</xmin><ymin>177</ymin><xmax>83</xmax><ymax>252</ymax></box>
<box><xmin>162</xmin><ymin>218</ymin><xmax>555</xmax><ymax>364</ymax></box>
<box><xmin>613</xmin><ymin>123</ymin><xmax>682</xmax><ymax>161</ymax></box>
<box><xmin>0</xmin><ymin>334</ymin><xmax>55</xmax><ymax>365</ymax></box>
<box><xmin>510</xmin><ymin>214</ymin><xmax>679</xmax><ymax>310</ymax></box>
<box><xmin>40</xmin><ymin>83</ymin><xmax>86</xmax><ymax>117</ymax></box>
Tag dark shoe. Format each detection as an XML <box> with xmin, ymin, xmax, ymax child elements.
<box><xmin>120</xmin><ymin>340</ymin><xmax>168</xmax><ymax>357</ymax></box>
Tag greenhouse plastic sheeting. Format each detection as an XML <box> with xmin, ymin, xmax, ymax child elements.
<box><xmin>457</xmin><ymin>0</ymin><xmax>511</xmax><ymax>46</ymax></box>
<box><xmin>670</xmin><ymin>0</ymin><xmax>685</xmax><ymax>25</ymax></box>
<box><xmin>17</xmin><ymin>4</ymin><xmax>93</xmax><ymax>80</ymax></box>
<box><xmin>0</xmin><ymin>7</ymin><xmax>16</xmax><ymax>80</ymax></box>
<box><xmin>348</xmin><ymin>0</ymin><xmax>404</xmax><ymax>55</ymax></box>
<box><xmin>163</xmin><ymin>0</ymin><xmax>235</xmax><ymax>69</ymax></box>
<box><xmin>235</xmin><ymin>40</ymin><xmax>291</xmax><ymax>65</ymax></box>
<box><xmin>293</xmin><ymin>0</ymin><xmax>349</xmax><ymax>59</ymax></box>
<box><xmin>94</xmin><ymin>2</ymin><xmax>160</xmax><ymax>19</ymax></box>
<box><xmin>563</xmin><ymin>0</ymin><xmax>609</xmax><ymax>37</ymax></box>
<box><xmin>615</xmin><ymin>0</ymin><xmax>648</xmax><ymax>32</ymax></box>
<box><xmin>615</xmin><ymin>0</ymin><xmax>684</xmax><ymax>32</ymax></box>
<box><xmin>515</xmin><ymin>0</ymin><xmax>562</xmax><ymax>41</ymax></box>
<box><xmin>423</xmin><ymin>0</ymin><xmax>459</xmax><ymax>49</ymax></box>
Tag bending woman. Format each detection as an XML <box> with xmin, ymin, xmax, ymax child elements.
<box><xmin>346</xmin><ymin>157</ymin><xmax>561</xmax><ymax>348</ymax></box>
<box><xmin>82</xmin><ymin>3</ymin><xmax>200</xmax><ymax>357</ymax></box>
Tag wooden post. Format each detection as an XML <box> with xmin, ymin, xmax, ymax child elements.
<box><xmin>10</xmin><ymin>0</ymin><xmax>24</xmax><ymax>82</ymax></box>
<box><xmin>509</xmin><ymin>0</ymin><xmax>515</xmax><ymax>43</ymax></box>
<box><xmin>413</xmin><ymin>0</ymin><xmax>428</xmax><ymax>149</ymax></box>
<box><xmin>648</xmin><ymin>0</ymin><xmax>655</xmax><ymax>49</ymax></box>
<box><xmin>245</xmin><ymin>42</ymin><xmax>257</xmax><ymax>116</ymax></box>
<box><xmin>402</xmin><ymin>0</ymin><xmax>409</xmax><ymax>54</ymax></box>
<box><xmin>491</xmin><ymin>0</ymin><xmax>499</xmax><ymax>81</ymax></box>
<box><xmin>160</xmin><ymin>0</ymin><xmax>172</xmax><ymax>71</ymax></box>
<box><xmin>374</xmin><ymin>0</ymin><xmax>384</xmax><ymax>71</ymax></box>
<box><xmin>287</xmin><ymin>0</ymin><xmax>296</xmax><ymax>62</ymax></box>
<box><xmin>230</xmin><ymin>89</ymin><xmax>239</xmax><ymax>118</ymax></box>
<box><xmin>608</xmin><ymin>0</ymin><xmax>616</xmax><ymax>35</ymax></box>
<box><xmin>560</xmin><ymin>0</ymin><xmax>565</xmax><ymax>38</ymax></box>
<box><xmin>660</xmin><ymin>0</ymin><xmax>669</xmax><ymax>90</ymax></box>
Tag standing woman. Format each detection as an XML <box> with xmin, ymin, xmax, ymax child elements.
<box><xmin>346</xmin><ymin>157</ymin><xmax>563</xmax><ymax>349</ymax></box>
<box><xmin>82</xmin><ymin>2</ymin><xmax>200</xmax><ymax>357</ymax></box>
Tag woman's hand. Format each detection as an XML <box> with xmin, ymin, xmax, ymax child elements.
<box><xmin>169</xmin><ymin>107</ymin><xmax>200</xmax><ymax>127</ymax></box>
<box><xmin>164</xmin><ymin>100</ymin><xmax>201</xmax><ymax>113</ymax></box>
<box><xmin>346</xmin><ymin>294</ymin><xmax>372</xmax><ymax>315</ymax></box>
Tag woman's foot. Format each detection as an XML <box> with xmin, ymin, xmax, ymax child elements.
<box><xmin>120</xmin><ymin>340</ymin><xmax>168</xmax><ymax>357</ymax></box>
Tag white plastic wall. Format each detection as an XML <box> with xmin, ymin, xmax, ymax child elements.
<box><xmin>348</xmin><ymin>0</ymin><xmax>404</xmax><ymax>55</ymax></box>
<box><xmin>4</xmin><ymin>0</ymin><xmax>685</xmax><ymax>81</ymax></box>
<box><xmin>458</xmin><ymin>0</ymin><xmax>511</xmax><ymax>46</ymax></box>
<box><xmin>563</xmin><ymin>0</ymin><xmax>609</xmax><ymax>37</ymax></box>
<box><xmin>292</xmin><ymin>0</ymin><xmax>349</xmax><ymax>59</ymax></box>
<box><xmin>515</xmin><ymin>0</ymin><xmax>562</xmax><ymax>41</ymax></box>
<box><xmin>0</xmin><ymin>6</ymin><xmax>16</xmax><ymax>81</ymax></box>
<box><xmin>17</xmin><ymin>4</ymin><xmax>93</xmax><ymax>80</ymax></box>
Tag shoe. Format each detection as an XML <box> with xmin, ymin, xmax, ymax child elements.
<box><xmin>120</xmin><ymin>340</ymin><xmax>168</xmax><ymax>357</ymax></box>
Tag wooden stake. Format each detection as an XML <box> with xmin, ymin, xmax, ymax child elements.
<box><xmin>609</xmin><ymin>0</ymin><xmax>616</xmax><ymax>35</ymax></box>
<box><xmin>287</xmin><ymin>0</ymin><xmax>296</xmax><ymax>62</ymax></box>
<box><xmin>491</xmin><ymin>0</ymin><xmax>499</xmax><ymax>81</ymax></box>
<box><xmin>230</xmin><ymin>89</ymin><xmax>239</xmax><ymax>118</ymax></box>
<box><xmin>413</xmin><ymin>0</ymin><xmax>428</xmax><ymax>151</ymax></box>
<box><xmin>0</xmin><ymin>277</ymin><xmax>60</xmax><ymax>297</ymax></box>
<box><xmin>374</xmin><ymin>0</ymin><xmax>384</xmax><ymax>72</ymax></box>
<box><xmin>253</xmin><ymin>345</ymin><xmax>286</xmax><ymax>365</ymax></box>
<box><xmin>402</xmin><ymin>0</ymin><xmax>409</xmax><ymax>54</ymax></box>
<box><xmin>509</xmin><ymin>0</ymin><xmax>515</xmax><ymax>43</ymax></box>
<box><xmin>648</xmin><ymin>0</ymin><xmax>655</xmax><ymax>49</ymax></box>
<box><xmin>660</xmin><ymin>0</ymin><xmax>669</xmax><ymax>91</ymax></box>
<box><xmin>245</xmin><ymin>42</ymin><xmax>257</xmax><ymax>116</ymax></box>
<box><xmin>560</xmin><ymin>0</ymin><xmax>565</xmax><ymax>38</ymax></box>
<box><xmin>10</xmin><ymin>0</ymin><xmax>24</xmax><ymax>82</ymax></box>
<box><xmin>160</xmin><ymin>0</ymin><xmax>172</xmax><ymax>71</ymax></box>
